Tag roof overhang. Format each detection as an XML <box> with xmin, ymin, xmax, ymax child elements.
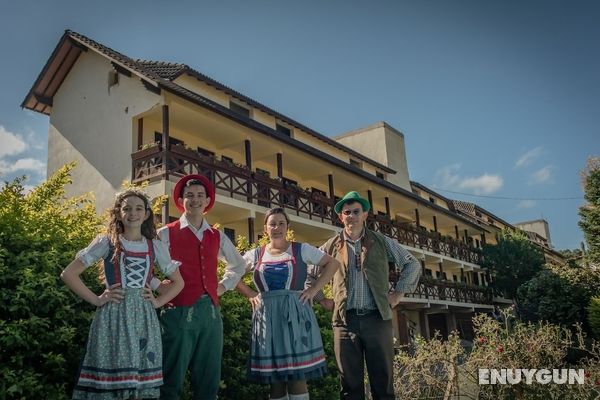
<box><xmin>21</xmin><ymin>34</ymin><xmax>88</xmax><ymax>115</ymax></box>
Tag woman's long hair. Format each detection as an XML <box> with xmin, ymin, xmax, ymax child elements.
<box><xmin>106</xmin><ymin>189</ymin><xmax>157</xmax><ymax>264</ymax></box>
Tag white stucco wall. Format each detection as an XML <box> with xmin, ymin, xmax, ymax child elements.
<box><xmin>334</xmin><ymin>122</ymin><xmax>412</xmax><ymax>191</ymax></box>
<box><xmin>48</xmin><ymin>50</ymin><xmax>161</xmax><ymax>213</ymax></box>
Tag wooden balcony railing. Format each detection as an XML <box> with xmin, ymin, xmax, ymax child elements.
<box><xmin>405</xmin><ymin>277</ymin><xmax>493</xmax><ymax>305</ymax></box>
<box><xmin>132</xmin><ymin>145</ymin><xmax>335</xmax><ymax>223</ymax></box>
<box><xmin>367</xmin><ymin>215</ymin><xmax>482</xmax><ymax>264</ymax></box>
<box><xmin>131</xmin><ymin>146</ymin><xmax>482</xmax><ymax>264</ymax></box>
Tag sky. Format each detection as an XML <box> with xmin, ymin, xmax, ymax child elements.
<box><xmin>0</xmin><ymin>0</ymin><xmax>598</xmax><ymax>250</ymax></box>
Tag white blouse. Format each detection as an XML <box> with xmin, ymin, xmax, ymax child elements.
<box><xmin>77</xmin><ymin>235</ymin><xmax>181</xmax><ymax>277</ymax></box>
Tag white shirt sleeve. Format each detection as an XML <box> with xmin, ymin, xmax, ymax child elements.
<box><xmin>76</xmin><ymin>235</ymin><xmax>110</xmax><ymax>268</ymax></box>
<box><xmin>242</xmin><ymin>249</ymin><xmax>257</xmax><ymax>273</ymax></box>
<box><xmin>218</xmin><ymin>231</ymin><xmax>246</xmax><ymax>291</ymax></box>
<box><xmin>151</xmin><ymin>239</ymin><xmax>181</xmax><ymax>276</ymax></box>
<box><xmin>157</xmin><ymin>226</ymin><xmax>170</xmax><ymax>247</ymax></box>
<box><xmin>300</xmin><ymin>243</ymin><xmax>327</xmax><ymax>266</ymax></box>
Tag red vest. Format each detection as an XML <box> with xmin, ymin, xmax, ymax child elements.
<box><xmin>167</xmin><ymin>220</ymin><xmax>221</xmax><ymax>306</ymax></box>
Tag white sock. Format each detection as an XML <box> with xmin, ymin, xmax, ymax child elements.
<box><xmin>270</xmin><ymin>395</ymin><xmax>288</xmax><ymax>400</ymax></box>
<box><xmin>289</xmin><ymin>393</ymin><xmax>309</xmax><ymax>400</ymax></box>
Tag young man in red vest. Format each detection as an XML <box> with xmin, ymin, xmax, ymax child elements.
<box><xmin>158</xmin><ymin>174</ymin><xmax>245</xmax><ymax>400</ymax></box>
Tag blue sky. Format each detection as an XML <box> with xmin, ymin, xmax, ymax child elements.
<box><xmin>0</xmin><ymin>0</ymin><xmax>598</xmax><ymax>250</ymax></box>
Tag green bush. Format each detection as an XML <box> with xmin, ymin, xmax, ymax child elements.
<box><xmin>517</xmin><ymin>269</ymin><xmax>592</xmax><ymax>332</ymax></box>
<box><xmin>0</xmin><ymin>163</ymin><xmax>104</xmax><ymax>399</ymax></box>
<box><xmin>588</xmin><ymin>297</ymin><xmax>600</xmax><ymax>339</ymax></box>
<box><xmin>394</xmin><ymin>309</ymin><xmax>600</xmax><ymax>399</ymax></box>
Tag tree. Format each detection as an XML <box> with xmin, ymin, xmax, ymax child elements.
<box><xmin>516</xmin><ymin>270</ymin><xmax>591</xmax><ymax>331</ymax></box>
<box><xmin>579</xmin><ymin>156</ymin><xmax>600</xmax><ymax>265</ymax></box>
<box><xmin>482</xmin><ymin>229</ymin><xmax>545</xmax><ymax>299</ymax></box>
<box><xmin>0</xmin><ymin>163</ymin><xmax>104</xmax><ymax>399</ymax></box>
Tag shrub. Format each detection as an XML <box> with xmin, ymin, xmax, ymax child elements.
<box><xmin>394</xmin><ymin>309</ymin><xmax>600</xmax><ymax>399</ymax></box>
<box><xmin>0</xmin><ymin>163</ymin><xmax>104</xmax><ymax>399</ymax></box>
<box><xmin>588</xmin><ymin>297</ymin><xmax>600</xmax><ymax>339</ymax></box>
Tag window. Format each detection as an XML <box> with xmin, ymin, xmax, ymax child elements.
<box><xmin>311</xmin><ymin>188</ymin><xmax>327</xmax><ymax>217</ymax></box>
<box><xmin>376</xmin><ymin>171</ymin><xmax>385</xmax><ymax>180</ymax></box>
<box><xmin>256</xmin><ymin>168</ymin><xmax>271</xmax><ymax>207</ymax></box>
<box><xmin>229</xmin><ymin>101</ymin><xmax>250</xmax><ymax>118</ymax></box>
<box><xmin>350</xmin><ymin>159</ymin><xmax>362</xmax><ymax>168</ymax></box>
<box><xmin>224</xmin><ymin>228</ymin><xmax>236</xmax><ymax>243</ymax></box>
<box><xmin>429</xmin><ymin>197</ymin><xmax>436</xmax><ymax>204</ymax></box>
<box><xmin>275</xmin><ymin>123</ymin><xmax>292</xmax><ymax>137</ymax></box>
<box><xmin>154</xmin><ymin>132</ymin><xmax>184</xmax><ymax>147</ymax></box>
<box><xmin>281</xmin><ymin>177</ymin><xmax>298</xmax><ymax>208</ymax></box>
<box><xmin>256</xmin><ymin>168</ymin><xmax>270</xmax><ymax>177</ymax></box>
<box><xmin>197</xmin><ymin>147</ymin><xmax>215</xmax><ymax>158</ymax></box>
<box><xmin>221</xmin><ymin>155</ymin><xmax>234</xmax><ymax>164</ymax></box>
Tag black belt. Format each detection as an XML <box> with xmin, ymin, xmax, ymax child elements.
<box><xmin>346</xmin><ymin>308</ymin><xmax>378</xmax><ymax>316</ymax></box>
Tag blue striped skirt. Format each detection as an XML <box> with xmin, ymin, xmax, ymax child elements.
<box><xmin>249</xmin><ymin>290</ymin><xmax>327</xmax><ymax>383</ymax></box>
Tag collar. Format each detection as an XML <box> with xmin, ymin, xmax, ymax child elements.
<box><xmin>343</xmin><ymin>227</ymin><xmax>365</xmax><ymax>244</ymax></box>
<box><xmin>179</xmin><ymin>214</ymin><xmax>210</xmax><ymax>233</ymax></box>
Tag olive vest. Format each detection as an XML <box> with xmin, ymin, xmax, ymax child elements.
<box><xmin>324</xmin><ymin>228</ymin><xmax>392</xmax><ymax>326</ymax></box>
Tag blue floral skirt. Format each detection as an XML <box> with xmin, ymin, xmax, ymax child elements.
<box><xmin>73</xmin><ymin>288</ymin><xmax>162</xmax><ymax>400</ymax></box>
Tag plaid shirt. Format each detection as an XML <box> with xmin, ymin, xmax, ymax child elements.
<box><xmin>312</xmin><ymin>228</ymin><xmax>421</xmax><ymax>305</ymax></box>
<box><xmin>344</xmin><ymin>230</ymin><xmax>421</xmax><ymax>311</ymax></box>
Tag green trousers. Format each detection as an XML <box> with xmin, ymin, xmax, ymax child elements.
<box><xmin>160</xmin><ymin>295</ymin><xmax>223</xmax><ymax>400</ymax></box>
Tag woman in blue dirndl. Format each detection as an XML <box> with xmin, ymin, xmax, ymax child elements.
<box><xmin>236</xmin><ymin>207</ymin><xmax>340</xmax><ymax>400</ymax></box>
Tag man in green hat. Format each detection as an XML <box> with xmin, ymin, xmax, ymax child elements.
<box><xmin>309</xmin><ymin>191</ymin><xmax>421</xmax><ymax>400</ymax></box>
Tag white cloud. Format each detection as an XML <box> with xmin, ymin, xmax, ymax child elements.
<box><xmin>434</xmin><ymin>164</ymin><xmax>503</xmax><ymax>195</ymax></box>
<box><xmin>0</xmin><ymin>158</ymin><xmax>46</xmax><ymax>175</ymax></box>
<box><xmin>0</xmin><ymin>125</ymin><xmax>27</xmax><ymax>158</ymax></box>
<box><xmin>531</xmin><ymin>165</ymin><xmax>553</xmax><ymax>184</ymax></box>
<box><xmin>458</xmin><ymin>174</ymin><xmax>504</xmax><ymax>195</ymax></box>
<box><xmin>517</xmin><ymin>200</ymin><xmax>536</xmax><ymax>208</ymax></box>
<box><xmin>515</xmin><ymin>147</ymin><xmax>543</xmax><ymax>168</ymax></box>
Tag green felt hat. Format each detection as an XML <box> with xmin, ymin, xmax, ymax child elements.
<box><xmin>334</xmin><ymin>191</ymin><xmax>371</xmax><ymax>214</ymax></box>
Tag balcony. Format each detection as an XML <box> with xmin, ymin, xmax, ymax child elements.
<box><xmin>367</xmin><ymin>215</ymin><xmax>482</xmax><ymax>264</ymax></box>
<box><xmin>132</xmin><ymin>144</ymin><xmax>335</xmax><ymax>223</ymax></box>
<box><xmin>405</xmin><ymin>276</ymin><xmax>493</xmax><ymax>305</ymax></box>
<box><xmin>131</xmin><ymin>146</ymin><xmax>482</xmax><ymax>265</ymax></box>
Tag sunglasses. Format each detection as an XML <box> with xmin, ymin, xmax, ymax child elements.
<box><xmin>341</xmin><ymin>208</ymin><xmax>362</xmax><ymax>216</ymax></box>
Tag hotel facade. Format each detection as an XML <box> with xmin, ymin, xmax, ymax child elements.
<box><xmin>23</xmin><ymin>30</ymin><xmax>563</xmax><ymax>345</ymax></box>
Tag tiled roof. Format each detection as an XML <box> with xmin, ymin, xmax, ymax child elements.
<box><xmin>135</xmin><ymin>60</ymin><xmax>187</xmax><ymax>80</ymax></box>
<box><xmin>452</xmin><ymin>200</ymin><xmax>476</xmax><ymax>215</ymax></box>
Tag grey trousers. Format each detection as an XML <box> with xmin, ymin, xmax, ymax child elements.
<box><xmin>333</xmin><ymin>310</ymin><xmax>395</xmax><ymax>400</ymax></box>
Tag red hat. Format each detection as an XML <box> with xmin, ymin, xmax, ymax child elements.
<box><xmin>172</xmin><ymin>174</ymin><xmax>216</xmax><ymax>213</ymax></box>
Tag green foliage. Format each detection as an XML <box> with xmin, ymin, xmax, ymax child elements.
<box><xmin>579</xmin><ymin>156</ymin><xmax>600</xmax><ymax>265</ymax></box>
<box><xmin>0</xmin><ymin>163</ymin><xmax>104</xmax><ymax>399</ymax></box>
<box><xmin>394</xmin><ymin>309</ymin><xmax>600</xmax><ymax>399</ymax></box>
<box><xmin>588</xmin><ymin>297</ymin><xmax>600</xmax><ymax>339</ymax></box>
<box><xmin>482</xmin><ymin>229</ymin><xmax>545</xmax><ymax>299</ymax></box>
<box><xmin>516</xmin><ymin>269</ymin><xmax>592</xmax><ymax>331</ymax></box>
